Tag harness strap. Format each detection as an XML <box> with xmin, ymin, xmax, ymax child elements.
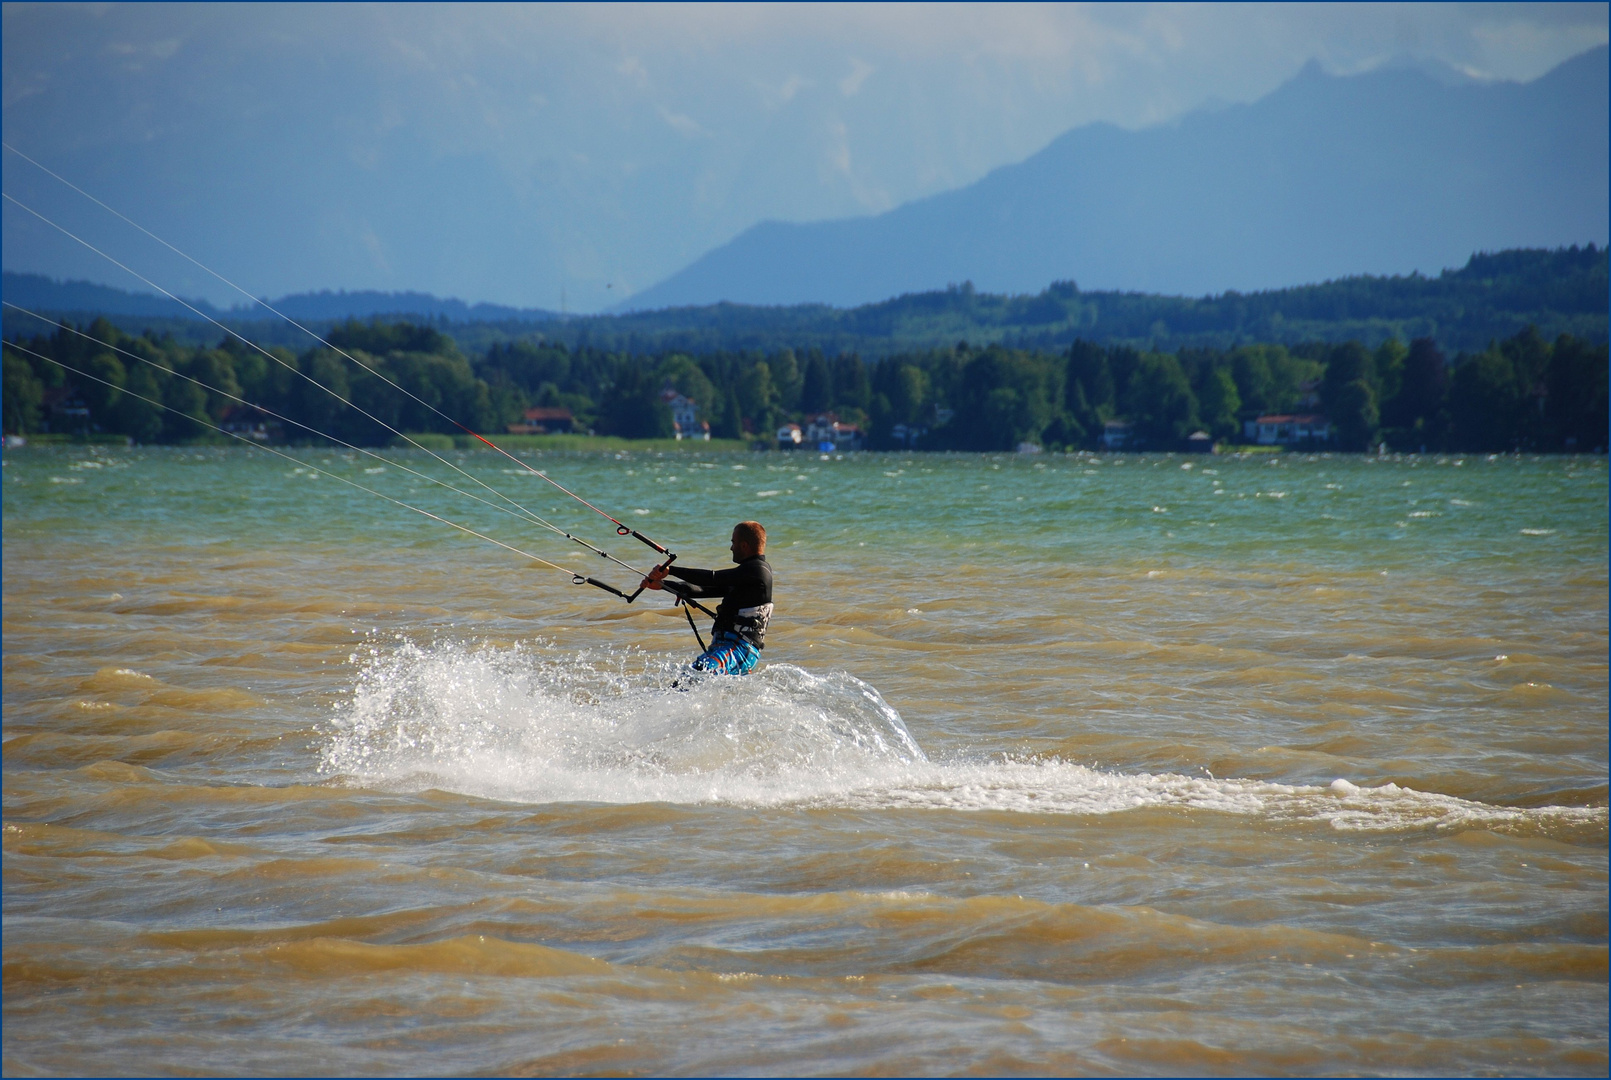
<box><xmin>679</xmin><ymin>599</ymin><xmax>709</xmax><ymax>653</ymax></box>
<box><xmin>660</xmin><ymin>578</ymin><xmax>716</xmax><ymax>616</ymax></box>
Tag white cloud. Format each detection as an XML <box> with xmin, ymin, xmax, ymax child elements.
<box><xmin>615</xmin><ymin>55</ymin><xmax>650</xmax><ymax>87</ymax></box>
<box><xmin>657</xmin><ymin>104</ymin><xmax>707</xmax><ymax>138</ymax></box>
<box><xmin>1469</xmin><ymin>13</ymin><xmax>1611</xmax><ymax>79</ymax></box>
<box><xmin>104</xmin><ymin>37</ymin><xmax>181</xmax><ymax>60</ymax></box>
<box><xmin>358</xmin><ymin>225</ymin><xmax>392</xmax><ymax>275</ymax></box>
<box><xmin>824</xmin><ymin>117</ymin><xmax>852</xmax><ymax>178</ymax></box>
<box><xmin>778</xmin><ymin>74</ymin><xmax>810</xmax><ymax>102</ymax></box>
<box><xmin>839</xmin><ymin>57</ymin><xmax>874</xmax><ymax>96</ymax></box>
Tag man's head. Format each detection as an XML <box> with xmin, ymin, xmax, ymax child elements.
<box><xmin>730</xmin><ymin>520</ymin><xmax>766</xmax><ymax>561</ymax></box>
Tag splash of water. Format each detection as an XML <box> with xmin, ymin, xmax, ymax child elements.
<box><xmin>320</xmin><ymin>638</ymin><xmax>928</xmax><ymax>806</ymax></box>
<box><xmin>320</xmin><ymin>639</ymin><xmax>1605</xmax><ymax>839</ymax></box>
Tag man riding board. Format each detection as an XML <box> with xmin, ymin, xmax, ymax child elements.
<box><xmin>642</xmin><ymin>520</ymin><xmax>772</xmax><ymax>676</ymax></box>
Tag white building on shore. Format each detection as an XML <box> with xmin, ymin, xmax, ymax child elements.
<box><xmin>802</xmin><ymin>412</ymin><xmax>862</xmax><ymax>451</ymax></box>
<box><xmin>661</xmin><ymin>388</ymin><xmax>710</xmax><ymax>440</ymax></box>
<box><xmin>1244</xmin><ymin>414</ymin><xmax>1331</xmax><ymax>446</ymax></box>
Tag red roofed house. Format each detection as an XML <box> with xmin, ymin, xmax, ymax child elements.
<box><xmin>802</xmin><ymin>412</ymin><xmax>862</xmax><ymax>451</ymax></box>
<box><xmin>507</xmin><ymin>407</ymin><xmax>574</xmax><ymax>435</ymax></box>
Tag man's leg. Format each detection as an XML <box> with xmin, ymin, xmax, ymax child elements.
<box><xmin>691</xmin><ymin>635</ymin><xmax>759</xmax><ymax>676</ymax></box>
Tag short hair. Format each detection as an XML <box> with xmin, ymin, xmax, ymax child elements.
<box><xmin>733</xmin><ymin>520</ymin><xmax>766</xmax><ymax>549</ymax></box>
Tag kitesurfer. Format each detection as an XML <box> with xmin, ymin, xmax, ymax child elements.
<box><xmin>643</xmin><ymin>520</ymin><xmax>772</xmax><ymax>675</ymax></box>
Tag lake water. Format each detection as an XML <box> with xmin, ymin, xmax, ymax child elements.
<box><xmin>4</xmin><ymin>444</ymin><xmax>1606</xmax><ymax>1076</ymax></box>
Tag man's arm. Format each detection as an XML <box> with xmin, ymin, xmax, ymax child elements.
<box><xmin>667</xmin><ymin>565</ymin><xmax>738</xmax><ymax>588</ymax></box>
<box><xmin>660</xmin><ymin>564</ymin><xmax>741</xmax><ymax>598</ymax></box>
<box><xmin>642</xmin><ymin>563</ymin><xmax>737</xmax><ymax>595</ymax></box>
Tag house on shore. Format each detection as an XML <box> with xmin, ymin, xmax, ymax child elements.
<box><xmin>776</xmin><ymin>422</ymin><xmax>803</xmax><ymax>449</ymax></box>
<box><xmin>661</xmin><ymin>389</ymin><xmax>710</xmax><ymax>440</ymax></box>
<box><xmin>889</xmin><ymin>423</ymin><xmax>928</xmax><ymax>448</ymax></box>
<box><xmin>1244</xmin><ymin>414</ymin><xmax>1332</xmax><ymax>446</ymax></box>
<box><xmin>220</xmin><ymin>404</ymin><xmax>276</xmax><ymax>441</ymax></box>
<box><xmin>1100</xmin><ymin>420</ymin><xmax>1133</xmax><ymax>450</ymax></box>
<box><xmin>802</xmin><ymin>412</ymin><xmax>862</xmax><ymax>451</ymax></box>
<box><xmin>507</xmin><ymin>407</ymin><xmax>575</xmax><ymax>435</ymax></box>
<box><xmin>40</xmin><ymin>387</ymin><xmax>91</xmax><ymax>434</ymax></box>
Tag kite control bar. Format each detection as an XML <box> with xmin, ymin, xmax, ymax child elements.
<box><xmin>572</xmin><ymin>552</ymin><xmax>716</xmax><ymax>652</ymax></box>
<box><xmin>575</xmin><ymin>553</ymin><xmax>678</xmax><ymax>605</ymax></box>
<box><xmin>626</xmin><ymin>552</ymin><xmax>677</xmax><ymax>603</ymax></box>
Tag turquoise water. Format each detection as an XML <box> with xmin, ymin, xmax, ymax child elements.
<box><xmin>5</xmin><ymin>444</ymin><xmax>1607</xmax><ymax>1075</ymax></box>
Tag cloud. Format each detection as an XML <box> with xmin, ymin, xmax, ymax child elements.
<box><xmin>105</xmin><ymin>37</ymin><xmax>181</xmax><ymax>60</ymax></box>
<box><xmin>657</xmin><ymin>104</ymin><xmax>707</xmax><ymax>138</ymax></box>
<box><xmin>1469</xmin><ymin>12</ymin><xmax>1611</xmax><ymax>78</ymax></box>
<box><xmin>824</xmin><ymin>117</ymin><xmax>852</xmax><ymax>177</ymax></box>
<box><xmin>616</xmin><ymin>55</ymin><xmax>650</xmax><ymax>87</ymax></box>
<box><xmin>102</xmin><ymin>35</ymin><xmax>183</xmax><ymax>73</ymax></box>
<box><xmin>3</xmin><ymin>1</ymin><xmax>1606</xmax><ymax>311</ymax></box>
<box><xmin>839</xmin><ymin>57</ymin><xmax>874</xmax><ymax>96</ymax></box>
<box><xmin>778</xmin><ymin>74</ymin><xmax>810</xmax><ymax>102</ymax></box>
<box><xmin>358</xmin><ymin>225</ymin><xmax>392</xmax><ymax>275</ymax></box>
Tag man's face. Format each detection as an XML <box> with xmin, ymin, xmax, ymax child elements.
<box><xmin>730</xmin><ymin>530</ymin><xmax>756</xmax><ymax>562</ymax></box>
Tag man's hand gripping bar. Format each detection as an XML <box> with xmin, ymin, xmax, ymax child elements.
<box><xmin>576</xmin><ymin>552</ymin><xmax>676</xmax><ymax>604</ymax></box>
<box><xmin>626</xmin><ymin>552</ymin><xmax>676</xmax><ymax>603</ymax></box>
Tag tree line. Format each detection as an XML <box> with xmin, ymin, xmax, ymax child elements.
<box><xmin>6</xmin><ymin>246</ymin><xmax>1604</xmax><ymax>364</ymax></box>
<box><xmin>4</xmin><ymin>315</ymin><xmax>1606</xmax><ymax>453</ymax></box>
<box><xmin>433</xmin><ymin>245</ymin><xmax>1610</xmax><ymax>360</ymax></box>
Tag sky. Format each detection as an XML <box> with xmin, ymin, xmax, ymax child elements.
<box><xmin>3</xmin><ymin>2</ymin><xmax>1607</xmax><ymax>313</ymax></box>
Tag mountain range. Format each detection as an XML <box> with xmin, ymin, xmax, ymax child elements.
<box><xmin>622</xmin><ymin>46</ymin><xmax>1610</xmax><ymax>311</ymax></box>
<box><xmin>0</xmin><ymin>274</ymin><xmax>557</xmax><ymax>324</ymax></box>
<box><xmin>7</xmin><ymin>245</ymin><xmax>1604</xmax><ymax>361</ymax></box>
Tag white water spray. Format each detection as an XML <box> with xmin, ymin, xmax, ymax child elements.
<box><xmin>320</xmin><ymin>639</ymin><xmax>1606</xmax><ymax>839</ymax></box>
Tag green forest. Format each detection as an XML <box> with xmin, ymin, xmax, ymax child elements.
<box><xmin>531</xmin><ymin>245</ymin><xmax>1608</xmax><ymax>359</ymax></box>
<box><xmin>6</xmin><ymin>245</ymin><xmax>1604</xmax><ymax>361</ymax></box>
<box><xmin>5</xmin><ymin>308</ymin><xmax>1606</xmax><ymax>453</ymax></box>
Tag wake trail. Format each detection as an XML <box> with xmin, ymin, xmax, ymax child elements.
<box><xmin>318</xmin><ymin>639</ymin><xmax>1607</xmax><ymax>840</ymax></box>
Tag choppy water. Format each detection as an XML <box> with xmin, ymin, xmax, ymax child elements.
<box><xmin>4</xmin><ymin>445</ymin><xmax>1606</xmax><ymax>1076</ymax></box>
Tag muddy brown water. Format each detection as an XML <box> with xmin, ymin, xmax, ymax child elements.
<box><xmin>4</xmin><ymin>446</ymin><xmax>1606</xmax><ymax>1075</ymax></box>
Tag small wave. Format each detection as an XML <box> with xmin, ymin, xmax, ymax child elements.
<box><xmin>319</xmin><ymin>640</ymin><xmax>1605</xmax><ymax>840</ymax></box>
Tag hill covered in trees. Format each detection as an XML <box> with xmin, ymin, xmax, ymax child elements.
<box><xmin>544</xmin><ymin>245</ymin><xmax>1607</xmax><ymax>358</ymax></box>
<box><xmin>6</xmin><ymin>245</ymin><xmax>1605</xmax><ymax>361</ymax></box>
<box><xmin>0</xmin><ymin>273</ymin><xmax>561</xmax><ymax>325</ymax></box>
<box><xmin>6</xmin><ymin>299</ymin><xmax>1605</xmax><ymax>455</ymax></box>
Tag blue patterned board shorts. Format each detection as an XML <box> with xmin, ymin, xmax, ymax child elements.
<box><xmin>690</xmin><ymin>631</ymin><xmax>760</xmax><ymax>676</ymax></box>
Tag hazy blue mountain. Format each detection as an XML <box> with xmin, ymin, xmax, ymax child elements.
<box><xmin>7</xmin><ymin>246</ymin><xmax>1603</xmax><ymax>359</ymax></box>
<box><xmin>1</xmin><ymin>272</ymin><xmax>227</xmax><ymax>319</ymax></box>
<box><xmin>260</xmin><ymin>290</ymin><xmax>556</xmax><ymax>323</ymax></box>
<box><xmin>623</xmin><ymin>46</ymin><xmax>1609</xmax><ymax>311</ymax></box>
<box><xmin>1</xmin><ymin>273</ymin><xmax>556</xmax><ymax>324</ymax></box>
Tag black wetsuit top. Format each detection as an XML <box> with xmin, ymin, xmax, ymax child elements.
<box><xmin>664</xmin><ymin>555</ymin><xmax>773</xmax><ymax>648</ymax></box>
